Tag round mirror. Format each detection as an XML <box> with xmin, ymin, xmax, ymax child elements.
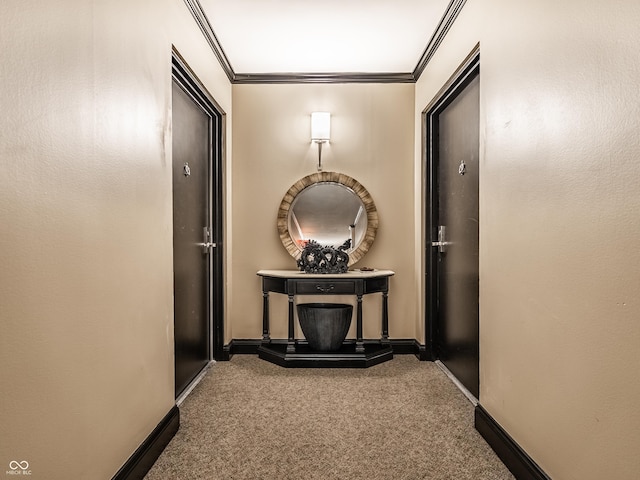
<box><xmin>277</xmin><ymin>172</ymin><xmax>378</xmax><ymax>266</ymax></box>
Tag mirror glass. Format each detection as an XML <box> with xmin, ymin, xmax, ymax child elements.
<box><xmin>288</xmin><ymin>183</ymin><xmax>366</xmax><ymax>251</ymax></box>
<box><xmin>277</xmin><ymin>172</ymin><xmax>378</xmax><ymax>266</ymax></box>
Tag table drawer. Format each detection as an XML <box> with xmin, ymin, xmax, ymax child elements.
<box><xmin>295</xmin><ymin>280</ymin><xmax>356</xmax><ymax>295</ymax></box>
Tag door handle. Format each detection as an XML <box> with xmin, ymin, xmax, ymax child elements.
<box><xmin>198</xmin><ymin>227</ymin><xmax>216</xmax><ymax>254</ymax></box>
<box><xmin>431</xmin><ymin>225</ymin><xmax>453</xmax><ymax>253</ymax></box>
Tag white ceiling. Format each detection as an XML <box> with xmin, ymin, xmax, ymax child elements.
<box><xmin>198</xmin><ymin>0</ymin><xmax>453</xmax><ymax>74</ymax></box>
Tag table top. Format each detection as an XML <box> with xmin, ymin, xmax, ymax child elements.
<box><xmin>257</xmin><ymin>269</ymin><xmax>395</xmax><ymax>279</ymax></box>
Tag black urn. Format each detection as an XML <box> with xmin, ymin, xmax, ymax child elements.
<box><xmin>297</xmin><ymin>303</ymin><xmax>353</xmax><ymax>351</ymax></box>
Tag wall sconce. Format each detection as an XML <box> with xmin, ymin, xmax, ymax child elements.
<box><xmin>311</xmin><ymin>112</ymin><xmax>330</xmax><ymax>171</ymax></box>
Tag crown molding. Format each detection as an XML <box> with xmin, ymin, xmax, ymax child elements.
<box><xmin>232</xmin><ymin>72</ymin><xmax>416</xmax><ymax>84</ymax></box>
<box><xmin>183</xmin><ymin>0</ymin><xmax>467</xmax><ymax>84</ymax></box>
<box><xmin>413</xmin><ymin>0</ymin><xmax>468</xmax><ymax>80</ymax></box>
<box><xmin>182</xmin><ymin>0</ymin><xmax>235</xmax><ymax>82</ymax></box>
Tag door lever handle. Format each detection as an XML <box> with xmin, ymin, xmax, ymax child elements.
<box><xmin>197</xmin><ymin>241</ymin><xmax>217</xmax><ymax>254</ymax></box>
<box><xmin>432</xmin><ymin>225</ymin><xmax>452</xmax><ymax>253</ymax></box>
<box><xmin>199</xmin><ymin>227</ymin><xmax>216</xmax><ymax>254</ymax></box>
<box><xmin>431</xmin><ymin>241</ymin><xmax>453</xmax><ymax>256</ymax></box>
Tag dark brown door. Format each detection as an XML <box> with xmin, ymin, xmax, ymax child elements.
<box><xmin>171</xmin><ymin>76</ymin><xmax>212</xmax><ymax>398</ymax></box>
<box><xmin>426</xmin><ymin>56</ymin><xmax>480</xmax><ymax>399</ymax></box>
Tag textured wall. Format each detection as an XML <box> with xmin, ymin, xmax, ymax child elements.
<box><xmin>0</xmin><ymin>1</ymin><xmax>231</xmax><ymax>479</ymax></box>
<box><xmin>415</xmin><ymin>1</ymin><xmax>640</xmax><ymax>478</ymax></box>
<box><xmin>230</xmin><ymin>83</ymin><xmax>416</xmax><ymax>340</ymax></box>
<box><xmin>4</xmin><ymin>0</ymin><xmax>639</xmax><ymax>478</ymax></box>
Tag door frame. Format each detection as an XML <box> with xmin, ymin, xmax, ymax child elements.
<box><xmin>171</xmin><ymin>49</ymin><xmax>225</xmax><ymax>362</ymax></box>
<box><xmin>423</xmin><ymin>45</ymin><xmax>480</xmax><ymax>361</ymax></box>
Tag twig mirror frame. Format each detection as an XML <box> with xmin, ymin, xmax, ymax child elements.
<box><xmin>277</xmin><ymin>172</ymin><xmax>378</xmax><ymax>266</ymax></box>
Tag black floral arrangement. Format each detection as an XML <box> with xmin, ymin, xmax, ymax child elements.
<box><xmin>297</xmin><ymin>239</ymin><xmax>351</xmax><ymax>274</ymax></box>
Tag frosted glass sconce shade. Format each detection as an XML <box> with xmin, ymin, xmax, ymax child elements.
<box><xmin>311</xmin><ymin>112</ymin><xmax>331</xmax><ymax>142</ymax></box>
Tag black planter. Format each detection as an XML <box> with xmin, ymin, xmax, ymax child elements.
<box><xmin>297</xmin><ymin>303</ymin><xmax>353</xmax><ymax>352</ymax></box>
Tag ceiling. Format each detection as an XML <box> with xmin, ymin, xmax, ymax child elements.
<box><xmin>186</xmin><ymin>0</ymin><xmax>466</xmax><ymax>83</ymax></box>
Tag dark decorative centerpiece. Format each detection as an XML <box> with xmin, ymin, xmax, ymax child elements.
<box><xmin>297</xmin><ymin>239</ymin><xmax>351</xmax><ymax>274</ymax></box>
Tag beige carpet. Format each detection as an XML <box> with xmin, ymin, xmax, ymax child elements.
<box><xmin>144</xmin><ymin>355</ymin><xmax>514</xmax><ymax>480</ymax></box>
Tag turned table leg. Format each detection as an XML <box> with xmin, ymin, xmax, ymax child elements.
<box><xmin>356</xmin><ymin>294</ymin><xmax>364</xmax><ymax>353</ymax></box>
<box><xmin>287</xmin><ymin>294</ymin><xmax>295</xmax><ymax>353</ymax></box>
<box><xmin>262</xmin><ymin>291</ymin><xmax>270</xmax><ymax>344</ymax></box>
<box><xmin>381</xmin><ymin>290</ymin><xmax>389</xmax><ymax>344</ymax></box>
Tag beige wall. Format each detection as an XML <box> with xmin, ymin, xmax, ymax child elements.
<box><xmin>230</xmin><ymin>83</ymin><xmax>417</xmax><ymax>340</ymax></box>
<box><xmin>0</xmin><ymin>1</ymin><xmax>231</xmax><ymax>479</ymax></box>
<box><xmin>4</xmin><ymin>1</ymin><xmax>640</xmax><ymax>479</ymax></box>
<box><xmin>415</xmin><ymin>1</ymin><xmax>640</xmax><ymax>478</ymax></box>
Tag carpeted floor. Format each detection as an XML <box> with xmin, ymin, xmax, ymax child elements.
<box><xmin>144</xmin><ymin>355</ymin><xmax>514</xmax><ymax>480</ymax></box>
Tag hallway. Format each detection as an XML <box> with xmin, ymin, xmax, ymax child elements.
<box><xmin>3</xmin><ymin>2</ymin><xmax>640</xmax><ymax>479</ymax></box>
<box><xmin>145</xmin><ymin>356</ymin><xmax>513</xmax><ymax>480</ymax></box>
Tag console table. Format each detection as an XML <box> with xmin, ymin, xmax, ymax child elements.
<box><xmin>256</xmin><ymin>269</ymin><xmax>395</xmax><ymax>367</ymax></box>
